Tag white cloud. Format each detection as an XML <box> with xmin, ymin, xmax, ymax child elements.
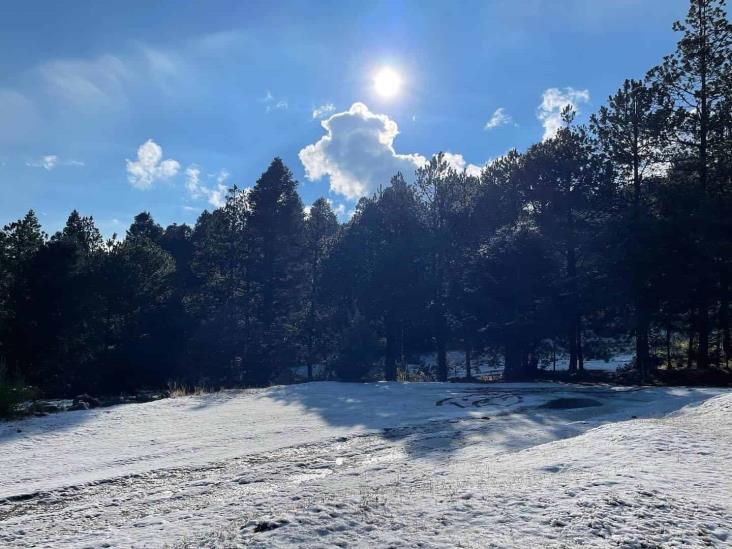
<box><xmin>26</xmin><ymin>155</ymin><xmax>85</xmax><ymax>170</ymax></box>
<box><xmin>484</xmin><ymin>107</ymin><xmax>513</xmax><ymax>130</ymax></box>
<box><xmin>39</xmin><ymin>54</ymin><xmax>131</xmax><ymax>109</ymax></box>
<box><xmin>0</xmin><ymin>89</ymin><xmax>41</xmax><ymax>144</ymax></box>
<box><xmin>440</xmin><ymin>152</ymin><xmax>483</xmax><ymax>177</ymax></box>
<box><xmin>126</xmin><ymin>139</ymin><xmax>180</xmax><ymax>189</ymax></box>
<box><xmin>208</xmin><ymin>170</ymin><xmax>230</xmax><ymax>207</ymax></box>
<box><xmin>326</xmin><ymin>198</ymin><xmax>346</xmax><ymax>217</ymax></box>
<box><xmin>185</xmin><ymin>165</ymin><xmax>230</xmax><ymax>207</ymax></box>
<box><xmin>299</xmin><ymin>102</ymin><xmax>427</xmax><ymax>200</ymax></box>
<box><xmin>28</xmin><ymin>155</ymin><xmax>58</xmax><ymax>170</ymax></box>
<box><xmin>263</xmin><ymin>91</ymin><xmax>288</xmax><ymax>113</ymax></box>
<box><xmin>185</xmin><ymin>166</ymin><xmax>203</xmax><ymax>199</ymax></box>
<box><xmin>538</xmin><ymin>87</ymin><xmax>590</xmax><ymax>140</ymax></box>
<box><xmin>37</xmin><ymin>47</ymin><xmax>183</xmax><ymax>112</ymax></box>
<box><xmin>312</xmin><ymin>103</ymin><xmax>336</xmax><ymax>119</ymax></box>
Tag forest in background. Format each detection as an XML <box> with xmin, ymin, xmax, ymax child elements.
<box><xmin>1</xmin><ymin>0</ymin><xmax>731</xmax><ymax>399</ymax></box>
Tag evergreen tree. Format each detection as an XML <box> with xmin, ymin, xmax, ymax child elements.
<box><xmin>648</xmin><ymin>0</ymin><xmax>732</xmax><ymax>368</ymax></box>
<box><xmin>468</xmin><ymin>222</ymin><xmax>558</xmax><ymax>380</ymax></box>
<box><xmin>520</xmin><ymin>110</ymin><xmax>609</xmax><ymax>373</ymax></box>
<box><xmin>0</xmin><ymin>211</ymin><xmax>46</xmax><ymax>376</ymax></box>
<box><xmin>415</xmin><ymin>154</ymin><xmax>480</xmax><ymax>380</ymax></box>
<box><xmin>303</xmin><ymin>198</ymin><xmax>339</xmax><ymax>381</ymax></box>
<box><xmin>127</xmin><ymin>212</ymin><xmax>164</xmax><ymax>243</ymax></box>
<box><xmin>591</xmin><ymin>80</ymin><xmax>671</xmax><ymax>377</ymax></box>
<box><xmin>244</xmin><ymin>158</ymin><xmax>307</xmax><ymax>384</ymax></box>
<box><xmin>102</xmin><ymin>228</ymin><xmax>175</xmax><ymax>390</ymax></box>
<box><xmin>187</xmin><ymin>191</ymin><xmax>249</xmax><ymax>383</ymax></box>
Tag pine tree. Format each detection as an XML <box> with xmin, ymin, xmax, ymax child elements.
<box><xmin>245</xmin><ymin>159</ymin><xmax>307</xmax><ymax>384</ymax></box>
<box><xmin>303</xmin><ymin>198</ymin><xmax>339</xmax><ymax>381</ymax></box>
<box><xmin>187</xmin><ymin>190</ymin><xmax>249</xmax><ymax>383</ymax></box>
<box><xmin>520</xmin><ymin>109</ymin><xmax>609</xmax><ymax>373</ymax></box>
<box><xmin>591</xmin><ymin>79</ymin><xmax>671</xmax><ymax>377</ymax></box>
<box><xmin>648</xmin><ymin>0</ymin><xmax>732</xmax><ymax>368</ymax></box>
<box><xmin>468</xmin><ymin>222</ymin><xmax>558</xmax><ymax>381</ymax></box>
<box><xmin>0</xmin><ymin>211</ymin><xmax>46</xmax><ymax>376</ymax></box>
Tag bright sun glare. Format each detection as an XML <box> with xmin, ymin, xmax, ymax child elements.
<box><xmin>373</xmin><ymin>67</ymin><xmax>402</xmax><ymax>99</ymax></box>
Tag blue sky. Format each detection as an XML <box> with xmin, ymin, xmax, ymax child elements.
<box><xmin>0</xmin><ymin>0</ymin><xmax>688</xmax><ymax>236</ymax></box>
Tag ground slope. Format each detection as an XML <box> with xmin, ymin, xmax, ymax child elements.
<box><xmin>1</xmin><ymin>382</ymin><xmax>730</xmax><ymax>548</ymax></box>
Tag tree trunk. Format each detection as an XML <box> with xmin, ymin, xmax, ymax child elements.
<box><xmin>698</xmin><ymin>302</ymin><xmax>710</xmax><ymax>369</ymax></box>
<box><xmin>687</xmin><ymin>319</ymin><xmax>696</xmax><ymax>369</ymax></box>
<box><xmin>666</xmin><ymin>325</ymin><xmax>672</xmax><ymax>370</ymax></box>
<box><xmin>504</xmin><ymin>341</ymin><xmax>523</xmax><ymax>381</ymax></box>
<box><xmin>720</xmin><ymin>287</ymin><xmax>730</xmax><ymax>367</ymax></box>
<box><xmin>306</xmin><ymin>327</ymin><xmax>314</xmax><ymax>382</ymax></box>
<box><xmin>465</xmin><ymin>344</ymin><xmax>472</xmax><ymax>379</ymax></box>
<box><xmin>566</xmin><ymin>223</ymin><xmax>579</xmax><ymax>373</ymax></box>
<box><xmin>384</xmin><ymin>318</ymin><xmax>397</xmax><ymax>381</ymax></box>
<box><xmin>437</xmin><ymin>332</ymin><xmax>448</xmax><ymax>382</ymax></box>
<box><xmin>636</xmin><ymin>307</ymin><xmax>650</xmax><ymax>378</ymax></box>
<box><xmin>577</xmin><ymin>317</ymin><xmax>584</xmax><ymax>372</ymax></box>
<box><xmin>527</xmin><ymin>349</ymin><xmax>539</xmax><ymax>378</ymax></box>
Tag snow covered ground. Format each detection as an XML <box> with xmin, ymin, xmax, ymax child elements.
<box><xmin>1</xmin><ymin>382</ymin><xmax>731</xmax><ymax>547</ymax></box>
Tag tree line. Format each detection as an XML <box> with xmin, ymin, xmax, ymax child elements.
<box><xmin>0</xmin><ymin>0</ymin><xmax>730</xmax><ymax>396</ymax></box>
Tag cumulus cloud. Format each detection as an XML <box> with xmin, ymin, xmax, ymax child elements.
<box><xmin>26</xmin><ymin>155</ymin><xmax>85</xmax><ymax>170</ymax></box>
<box><xmin>299</xmin><ymin>102</ymin><xmax>427</xmax><ymax>199</ymax></box>
<box><xmin>185</xmin><ymin>166</ymin><xmax>230</xmax><ymax>207</ymax></box>
<box><xmin>484</xmin><ymin>107</ymin><xmax>513</xmax><ymax>130</ymax></box>
<box><xmin>126</xmin><ymin>139</ymin><xmax>180</xmax><ymax>189</ymax></box>
<box><xmin>440</xmin><ymin>152</ymin><xmax>483</xmax><ymax>177</ymax></box>
<box><xmin>538</xmin><ymin>87</ymin><xmax>590</xmax><ymax>140</ymax></box>
<box><xmin>312</xmin><ymin>103</ymin><xmax>336</xmax><ymax>119</ymax></box>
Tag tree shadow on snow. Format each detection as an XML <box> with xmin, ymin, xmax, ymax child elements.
<box><xmin>0</xmin><ymin>406</ymin><xmax>96</xmax><ymax>444</ymax></box>
<box><xmin>262</xmin><ymin>381</ymin><xmax>724</xmax><ymax>461</ymax></box>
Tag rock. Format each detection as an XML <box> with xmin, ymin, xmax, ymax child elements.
<box><xmin>68</xmin><ymin>401</ymin><xmax>90</xmax><ymax>411</ymax></box>
<box><xmin>539</xmin><ymin>397</ymin><xmax>602</xmax><ymax>410</ymax></box>
<box><xmin>253</xmin><ymin>518</ymin><xmax>289</xmax><ymax>533</ymax></box>
<box><xmin>254</xmin><ymin>521</ymin><xmax>281</xmax><ymax>533</ymax></box>
<box><xmin>73</xmin><ymin>394</ymin><xmax>101</xmax><ymax>408</ymax></box>
<box><xmin>40</xmin><ymin>403</ymin><xmax>61</xmax><ymax>413</ymax></box>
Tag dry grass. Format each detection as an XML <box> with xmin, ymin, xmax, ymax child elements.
<box><xmin>166</xmin><ymin>380</ymin><xmax>216</xmax><ymax>398</ymax></box>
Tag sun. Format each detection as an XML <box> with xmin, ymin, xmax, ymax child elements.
<box><xmin>373</xmin><ymin>67</ymin><xmax>402</xmax><ymax>99</ymax></box>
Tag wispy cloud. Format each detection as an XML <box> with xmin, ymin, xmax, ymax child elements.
<box><xmin>312</xmin><ymin>103</ymin><xmax>336</xmax><ymax>119</ymax></box>
<box><xmin>38</xmin><ymin>54</ymin><xmax>131</xmax><ymax>109</ymax></box>
<box><xmin>185</xmin><ymin>166</ymin><xmax>231</xmax><ymax>208</ymax></box>
<box><xmin>484</xmin><ymin>107</ymin><xmax>513</xmax><ymax>130</ymax></box>
<box><xmin>263</xmin><ymin>90</ymin><xmax>288</xmax><ymax>113</ymax></box>
<box><xmin>126</xmin><ymin>139</ymin><xmax>180</xmax><ymax>189</ymax></box>
<box><xmin>27</xmin><ymin>155</ymin><xmax>58</xmax><ymax>170</ymax></box>
<box><xmin>26</xmin><ymin>155</ymin><xmax>85</xmax><ymax>170</ymax></box>
<box><xmin>0</xmin><ymin>89</ymin><xmax>41</xmax><ymax>144</ymax></box>
<box><xmin>537</xmin><ymin>87</ymin><xmax>590</xmax><ymax>140</ymax></box>
<box><xmin>326</xmin><ymin>198</ymin><xmax>346</xmax><ymax>217</ymax></box>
